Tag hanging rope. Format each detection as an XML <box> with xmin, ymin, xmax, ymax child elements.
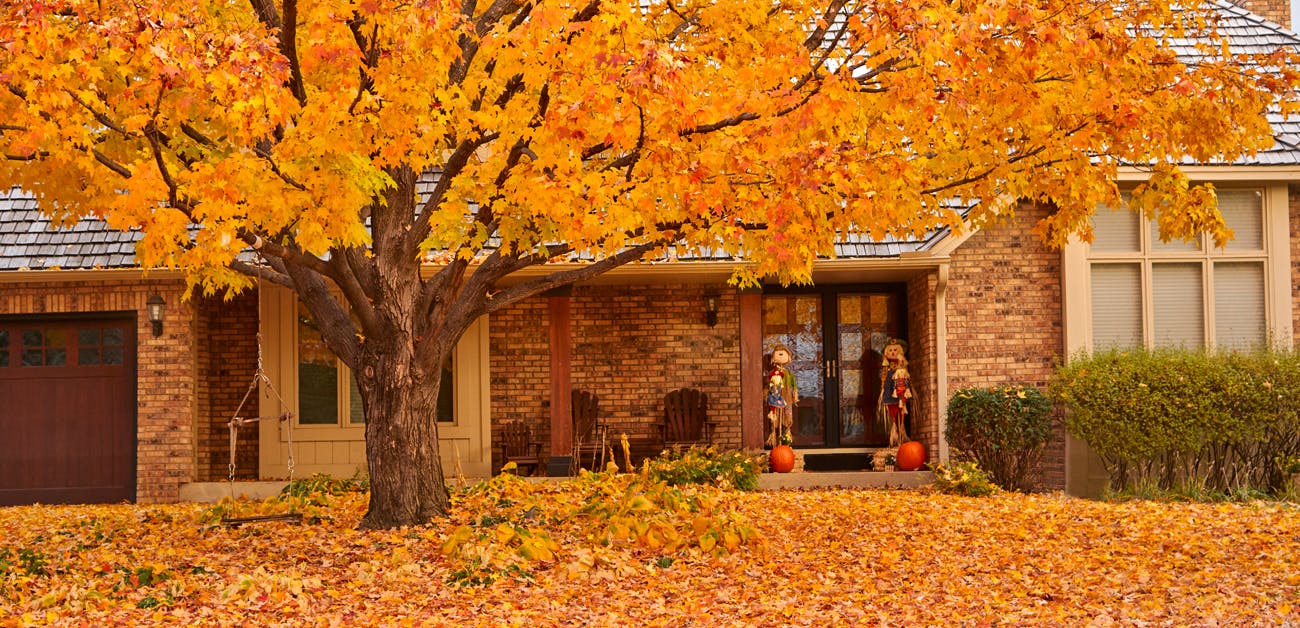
<box><xmin>225</xmin><ymin>273</ymin><xmax>296</xmax><ymax>494</ymax></box>
<box><xmin>221</xmin><ymin>273</ymin><xmax>301</xmax><ymax>526</ymax></box>
<box><xmin>225</xmin><ymin>364</ymin><xmax>293</xmax><ymax>485</ymax></box>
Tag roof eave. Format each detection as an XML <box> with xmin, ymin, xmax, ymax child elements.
<box><xmin>1116</xmin><ymin>164</ymin><xmax>1300</xmax><ymax>182</ymax></box>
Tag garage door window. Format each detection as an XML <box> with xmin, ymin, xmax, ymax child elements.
<box><xmin>20</xmin><ymin>329</ymin><xmax>68</xmax><ymax>367</ymax></box>
<box><xmin>77</xmin><ymin>328</ymin><xmax>126</xmax><ymax>366</ymax></box>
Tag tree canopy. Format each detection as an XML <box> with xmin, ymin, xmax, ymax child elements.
<box><xmin>4</xmin><ymin>0</ymin><xmax>1296</xmax><ymax>288</ymax></box>
<box><xmin>2</xmin><ymin>0</ymin><xmax>1297</xmax><ymax>527</ymax></box>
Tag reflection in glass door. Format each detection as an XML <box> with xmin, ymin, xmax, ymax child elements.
<box><xmin>761</xmin><ymin>295</ymin><xmax>825</xmax><ymax>446</ymax></box>
<box><xmin>835</xmin><ymin>293</ymin><xmax>898</xmax><ymax>446</ymax></box>
<box><xmin>762</xmin><ymin>287</ymin><xmax>904</xmax><ymax>448</ymax></box>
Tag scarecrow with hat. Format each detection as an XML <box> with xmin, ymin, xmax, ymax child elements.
<box><xmin>877</xmin><ymin>338</ymin><xmax>913</xmax><ymax>447</ymax></box>
<box><xmin>765</xmin><ymin>343</ymin><xmax>798</xmax><ymax>446</ymax></box>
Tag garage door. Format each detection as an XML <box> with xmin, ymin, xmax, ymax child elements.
<box><xmin>0</xmin><ymin>317</ymin><xmax>136</xmax><ymax>505</ymax></box>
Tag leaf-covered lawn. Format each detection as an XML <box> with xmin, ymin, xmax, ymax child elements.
<box><xmin>2</xmin><ymin>480</ymin><xmax>1297</xmax><ymax>626</ymax></box>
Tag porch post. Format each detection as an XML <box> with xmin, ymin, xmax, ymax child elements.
<box><xmin>739</xmin><ymin>290</ymin><xmax>765</xmax><ymax>449</ymax></box>
<box><xmin>545</xmin><ymin>287</ymin><xmax>575</xmax><ymax>476</ymax></box>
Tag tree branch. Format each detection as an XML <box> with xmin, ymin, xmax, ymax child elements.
<box><xmin>280</xmin><ymin>0</ymin><xmax>308</xmax><ymax>105</ymax></box>
<box><xmin>92</xmin><ymin>149</ymin><xmax>133</xmax><ymax>178</ymax></box>
<box><xmin>237</xmin><ymin>229</ymin><xmax>342</xmax><ymax>283</ymax></box>
<box><xmin>66</xmin><ymin>90</ymin><xmax>132</xmax><ymax>137</ymax></box>
<box><xmin>406</xmin><ymin>132</ymin><xmax>499</xmax><ymax>250</ymax></box>
<box><xmin>327</xmin><ymin>249</ymin><xmax>381</xmax><ymax>333</ymax></box>
<box><xmin>803</xmin><ymin>0</ymin><xmax>850</xmax><ymax>51</ymax></box>
<box><xmin>230</xmin><ymin>259</ymin><xmax>294</xmax><ymax>288</ymax></box>
<box><xmin>284</xmin><ymin>263</ymin><xmax>363</xmax><ymax>369</ymax></box>
<box><xmin>449</xmin><ymin>0</ymin><xmax>526</xmax><ymax>85</ymax></box>
<box><xmin>252</xmin><ymin>139</ymin><xmax>308</xmax><ymax>191</ymax></box>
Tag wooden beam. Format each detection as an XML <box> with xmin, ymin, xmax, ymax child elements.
<box><xmin>739</xmin><ymin>291</ymin><xmax>764</xmax><ymax>449</ymax></box>
<box><xmin>545</xmin><ymin>291</ymin><xmax>574</xmax><ymax>475</ymax></box>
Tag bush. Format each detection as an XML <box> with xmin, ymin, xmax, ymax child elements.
<box><xmin>946</xmin><ymin>385</ymin><xmax>1052</xmax><ymax>492</ymax></box>
<box><xmin>1051</xmin><ymin>347</ymin><xmax>1300</xmax><ymax>497</ymax></box>
<box><xmin>642</xmin><ymin>446</ymin><xmax>763</xmax><ymax>491</ymax></box>
<box><xmin>929</xmin><ymin>461</ymin><xmax>999</xmax><ymax>497</ymax></box>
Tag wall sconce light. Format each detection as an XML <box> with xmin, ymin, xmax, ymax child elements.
<box><xmin>704</xmin><ymin>291</ymin><xmax>719</xmax><ymax>328</ymax></box>
<box><xmin>146</xmin><ymin>293</ymin><xmax>165</xmax><ymax>338</ymax></box>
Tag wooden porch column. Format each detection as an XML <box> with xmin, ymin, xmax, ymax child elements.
<box><xmin>739</xmin><ymin>290</ymin><xmax>765</xmax><ymax>449</ymax></box>
<box><xmin>546</xmin><ymin>287</ymin><xmax>574</xmax><ymax>476</ymax></box>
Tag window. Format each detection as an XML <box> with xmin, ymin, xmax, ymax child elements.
<box><xmin>20</xmin><ymin>329</ymin><xmax>68</xmax><ymax>367</ymax></box>
<box><xmin>1087</xmin><ymin>189</ymin><xmax>1270</xmax><ymax>351</ymax></box>
<box><xmin>296</xmin><ymin>304</ymin><xmax>454</xmax><ymax>428</ymax></box>
<box><xmin>77</xmin><ymin>327</ymin><xmax>125</xmax><ymax>366</ymax></box>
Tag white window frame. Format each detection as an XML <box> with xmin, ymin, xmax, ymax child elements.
<box><xmin>1063</xmin><ymin>183</ymin><xmax>1291</xmax><ymax>355</ymax></box>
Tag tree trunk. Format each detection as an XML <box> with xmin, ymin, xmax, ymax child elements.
<box><xmin>356</xmin><ymin>333</ymin><xmax>452</xmax><ymax>529</ymax></box>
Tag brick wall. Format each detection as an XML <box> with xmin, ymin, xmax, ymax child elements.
<box><xmin>194</xmin><ymin>292</ymin><xmax>260</xmax><ymax>481</ymax></box>
<box><xmin>489</xmin><ymin>296</ymin><xmax>551</xmax><ymax>470</ymax></box>
<box><xmin>946</xmin><ymin>204</ymin><xmax>1066</xmax><ymax>490</ymax></box>
<box><xmin>906</xmin><ymin>273</ymin><xmax>939</xmax><ymax>459</ymax></box>
<box><xmin>572</xmin><ymin>285</ymin><xmax>741</xmax><ymax>454</ymax></box>
<box><xmin>1234</xmin><ymin>0</ymin><xmax>1292</xmax><ymax>29</ymax></box>
<box><xmin>490</xmin><ymin>284</ymin><xmax>740</xmax><ymax>469</ymax></box>
<box><xmin>0</xmin><ymin>276</ymin><xmax>196</xmax><ymax>503</ymax></box>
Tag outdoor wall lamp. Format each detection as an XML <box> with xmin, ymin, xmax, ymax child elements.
<box><xmin>146</xmin><ymin>294</ymin><xmax>165</xmax><ymax>338</ymax></box>
<box><xmin>704</xmin><ymin>291</ymin><xmax>719</xmax><ymax>328</ymax></box>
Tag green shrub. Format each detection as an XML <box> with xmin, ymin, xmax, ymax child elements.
<box><xmin>642</xmin><ymin>446</ymin><xmax>763</xmax><ymax>491</ymax></box>
<box><xmin>1051</xmin><ymin>347</ymin><xmax>1300</xmax><ymax>497</ymax></box>
<box><xmin>946</xmin><ymin>385</ymin><xmax>1052</xmax><ymax>492</ymax></box>
<box><xmin>929</xmin><ymin>461</ymin><xmax>999</xmax><ymax>497</ymax></box>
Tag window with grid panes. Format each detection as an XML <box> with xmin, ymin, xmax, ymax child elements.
<box><xmin>1088</xmin><ymin>189</ymin><xmax>1267</xmax><ymax>351</ymax></box>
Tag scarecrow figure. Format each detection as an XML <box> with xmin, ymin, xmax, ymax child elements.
<box><xmin>766</xmin><ymin>344</ymin><xmax>798</xmax><ymax>446</ymax></box>
<box><xmin>877</xmin><ymin>339</ymin><xmax>913</xmax><ymax>447</ymax></box>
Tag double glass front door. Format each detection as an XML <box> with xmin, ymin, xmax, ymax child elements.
<box><xmin>762</xmin><ymin>287</ymin><xmax>905</xmax><ymax>448</ymax></box>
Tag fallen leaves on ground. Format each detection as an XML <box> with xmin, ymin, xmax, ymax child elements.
<box><xmin>1</xmin><ymin>480</ymin><xmax>1297</xmax><ymax>627</ymax></box>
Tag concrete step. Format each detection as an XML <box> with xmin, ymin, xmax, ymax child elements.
<box><xmin>758</xmin><ymin>470</ymin><xmax>934</xmax><ymax>491</ymax></box>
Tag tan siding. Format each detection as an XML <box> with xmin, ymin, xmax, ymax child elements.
<box><xmin>1291</xmin><ymin>185</ymin><xmax>1300</xmax><ymax>344</ymax></box>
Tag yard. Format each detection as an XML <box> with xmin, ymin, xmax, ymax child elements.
<box><xmin>1</xmin><ymin>475</ymin><xmax>1297</xmax><ymax>626</ymax></box>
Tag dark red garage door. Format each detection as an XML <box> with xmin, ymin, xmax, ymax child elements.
<box><xmin>0</xmin><ymin>317</ymin><xmax>136</xmax><ymax>505</ymax></box>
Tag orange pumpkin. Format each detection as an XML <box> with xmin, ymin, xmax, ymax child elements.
<box><xmin>769</xmin><ymin>445</ymin><xmax>796</xmax><ymax>473</ymax></box>
<box><xmin>896</xmin><ymin>441</ymin><xmax>927</xmax><ymax>471</ymax></box>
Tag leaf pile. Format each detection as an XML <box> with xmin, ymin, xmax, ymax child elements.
<box><xmin>0</xmin><ymin>483</ymin><xmax>1296</xmax><ymax>625</ymax></box>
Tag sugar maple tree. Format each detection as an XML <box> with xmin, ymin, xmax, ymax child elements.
<box><xmin>1</xmin><ymin>0</ymin><xmax>1296</xmax><ymax>527</ymax></box>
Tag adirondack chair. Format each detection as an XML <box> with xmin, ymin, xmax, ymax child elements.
<box><xmin>660</xmin><ymin>388</ymin><xmax>714</xmax><ymax>448</ymax></box>
<box><xmin>571</xmin><ymin>389</ymin><xmax>608</xmax><ymax>472</ymax></box>
<box><xmin>497</xmin><ymin>421</ymin><xmax>543</xmax><ymax>476</ymax></box>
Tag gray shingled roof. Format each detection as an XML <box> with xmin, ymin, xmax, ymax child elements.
<box><xmin>2</xmin><ymin>1</ymin><xmax>1296</xmax><ymax>271</ymax></box>
<box><xmin>0</xmin><ymin>187</ymin><xmax>142</xmax><ymax>270</ymax></box>
<box><xmin>1184</xmin><ymin>1</ymin><xmax>1300</xmax><ymax>165</ymax></box>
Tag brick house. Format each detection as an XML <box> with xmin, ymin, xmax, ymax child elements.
<box><xmin>0</xmin><ymin>1</ymin><xmax>1296</xmax><ymax>505</ymax></box>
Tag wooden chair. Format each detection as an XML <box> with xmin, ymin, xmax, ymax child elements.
<box><xmin>497</xmin><ymin>421</ymin><xmax>542</xmax><ymax>476</ymax></box>
<box><xmin>571</xmin><ymin>389</ymin><xmax>608</xmax><ymax>472</ymax></box>
<box><xmin>660</xmin><ymin>388</ymin><xmax>715</xmax><ymax>448</ymax></box>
